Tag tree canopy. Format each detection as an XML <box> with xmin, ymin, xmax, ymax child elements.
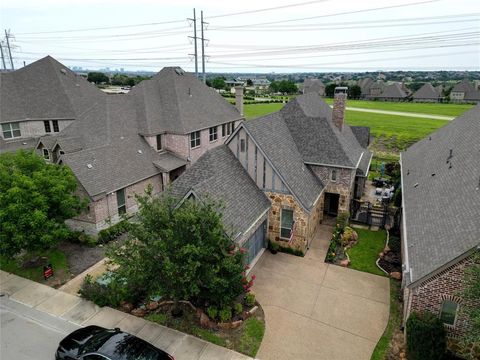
<box><xmin>87</xmin><ymin>72</ymin><xmax>110</xmax><ymax>84</ymax></box>
<box><xmin>0</xmin><ymin>151</ymin><xmax>85</xmax><ymax>257</ymax></box>
<box><xmin>269</xmin><ymin>80</ymin><xmax>298</xmax><ymax>94</ymax></box>
<box><xmin>107</xmin><ymin>190</ymin><xmax>248</xmax><ymax>309</ymax></box>
<box><xmin>212</xmin><ymin>77</ymin><xmax>227</xmax><ymax>90</ymax></box>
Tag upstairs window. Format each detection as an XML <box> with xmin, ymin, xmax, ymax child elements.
<box><xmin>209</xmin><ymin>126</ymin><xmax>218</xmax><ymax>142</ymax></box>
<box><xmin>116</xmin><ymin>188</ymin><xmax>126</xmax><ymax>215</ymax></box>
<box><xmin>331</xmin><ymin>169</ymin><xmax>337</xmax><ymax>182</ymax></box>
<box><xmin>52</xmin><ymin>120</ymin><xmax>59</xmax><ymax>132</ymax></box>
<box><xmin>280</xmin><ymin>208</ymin><xmax>294</xmax><ymax>239</ymax></box>
<box><xmin>240</xmin><ymin>139</ymin><xmax>246</xmax><ymax>152</ymax></box>
<box><xmin>2</xmin><ymin>122</ymin><xmax>21</xmax><ymax>139</ymax></box>
<box><xmin>156</xmin><ymin>134</ymin><xmax>162</xmax><ymax>151</ymax></box>
<box><xmin>190</xmin><ymin>131</ymin><xmax>201</xmax><ymax>148</ymax></box>
<box><xmin>44</xmin><ymin>120</ymin><xmax>51</xmax><ymax>133</ymax></box>
<box><xmin>440</xmin><ymin>300</ymin><xmax>458</xmax><ymax>326</ymax></box>
<box><xmin>222</xmin><ymin>124</ymin><xmax>227</xmax><ymax>137</ymax></box>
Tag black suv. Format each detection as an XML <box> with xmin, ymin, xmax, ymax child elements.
<box><xmin>55</xmin><ymin>325</ymin><xmax>174</xmax><ymax>360</ymax></box>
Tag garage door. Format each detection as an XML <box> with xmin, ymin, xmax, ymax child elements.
<box><xmin>245</xmin><ymin>220</ymin><xmax>267</xmax><ymax>265</ymax></box>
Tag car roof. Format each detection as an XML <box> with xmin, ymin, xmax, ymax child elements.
<box><xmin>97</xmin><ymin>332</ymin><xmax>168</xmax><ymax>360</ymax></box>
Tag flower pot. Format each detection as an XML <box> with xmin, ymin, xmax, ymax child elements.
<box><xmin>270</xmin><ymin>248</ymin><xmax>278</xmax><ymax>254</ymax></box>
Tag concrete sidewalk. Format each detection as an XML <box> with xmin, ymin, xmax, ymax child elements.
<box><xmin>0</xmin><ymin>270</ymin><xmax>253</xmax><ymax>360</ymax></box>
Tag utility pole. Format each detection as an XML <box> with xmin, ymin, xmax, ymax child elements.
<box><xmin>187</xmin><ymin>9</ymin><xmax>198</xmax><ymax>78</ymax></box>
<box><xmin>0</xmin><ymin>42</ymin><xmax>6</xmax><ymax>70</ymax></box>
<box><xmin>200</xmin><ymin>11</ymin><xmax>208</xmax><ymax>84</ymax></box>
<box><xmin>4</xmin><ymin>30</ymin><xmax>14</xmax><ymax>70</ymax></box>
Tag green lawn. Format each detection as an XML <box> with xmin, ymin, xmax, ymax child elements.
<box><xmin>324</xmin><ymin>98</ymin><xmax>473</xmax><ymax>117</ymax></box>
<box><xmin>345</xmin><ymin>111</ymin><xmax>448</xmax><ymax>152</ymax></box>
<box><xmin>371</xmin><ymin>279</ymin><xmax>402</xmax><ymax>360</ymax></box>
<box><xmin>239</xmin><ymin>317</ymin><xmax>265</xmax><ymax>357</ymax></box>
<box><xmin>244</xmin><ymin>103</ymin><xmax>284</xmax><ymax>119</ymax></box>
<box><xmin>348</xmin><ymin>228</ymin><xmax>387</xmax><ymax>277</ymax></box>
<box><xmin>0</xmin><ymin>248</ymin><xmax>69</xmax><ymax>283</ymax></box>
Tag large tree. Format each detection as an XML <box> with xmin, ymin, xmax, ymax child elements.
<box><xmin>270</xmin><ymin>80</ymin><xmax>297</xmax><ymax>94</ymax></box>
<box><xmin>87</xmin><ymin>71</ymin><xmax>110</xmax><ymax>84</ymax></box>
<box><xmin>107</xmin><ymin>190</ymin><xmax>246</xmax><ymax>310</ymax></box>
<box><xmin>0</xmin><ymin>151</ymin><xmax>85</xmax><ymax>257</ymax></box>
<box><xmin>212</xmin><ymin>77</ymin><xmax>227</xmax><ymax>90</ymax></box>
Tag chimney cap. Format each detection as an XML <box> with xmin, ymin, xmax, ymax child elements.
<box><xmin>334</xmin><ymin>86</ymin><xmax>348</xmax><ymax>94</ymax></box>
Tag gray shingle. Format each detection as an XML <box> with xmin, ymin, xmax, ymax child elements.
<box><xmin>351</xmin><ymin>126</ymin><xmax>370</xmax><ymax>148</ymax></box>
<box><xmin>412</xmin><ymin>83</ymin><xmax>442</xmax><ymax>101</ymax></box>
<box><xmin>452</xmin><ymin>78</ymin><xmax>475</xmax><ymax>93</ymax></box>
<box><xmin>303</xmin><ymin>78</ymin><xmax>325</xmax><ymax>94</ymax></box>
<box><xmin>377</xmin><ymin>83</ymin><xmax>408</xmax><ymax>99</ymax></box>
<box><xmin>169</xmin><ymin>145</ymin><xmax>271</xmax><ymax>238</ymax></box>
<box><xmin>401</xmin><ymin>105</ymin><xmax>480</xmax><ymax>285</ymax></box>
<box><xmin>153</xmin><ymin>152</ymin><xmax>188</xmax><ymax>172</ymax></box>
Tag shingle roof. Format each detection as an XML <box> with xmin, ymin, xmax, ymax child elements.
<box><xmin>244</xmin><ymin>112</ymin><xmax>324</xmax><ymax>211</ymax></box>
<box><xmin>350</xmin><ymin>126</ymin><xmax>370</xmax><ymax>148</ymax></box>
<box><xmin>153</xmin><ymin>152</ymin><xmax>188</xmax><ymax>172</ymax></box>
<box><xmin>412</xmin><ymin>83</ymin><xmax>442</xmax><ymax>100</ymax></box>
<box><xmin>303</xmin><ymin>78</ymin><xmax>325</xmax><ymax>94</ymax></box>
<box><xmin>377</xmin><ymin>83</ymin><xmax>408</xmax><ymax>99</ymax></box>
<box><xmin>169</xmin><ymin>145</ymin><xmax>271</xmax><ymax>238</ymax></box>
<box><xmin>0</xmin><ymin>137</ymin><xmax>38</xmax><ymax>154</ymax></box>
<box><xmin>401</xmin><ymin>106</ymin><xmax>480</xmax><ymax>285</ymax></box>
<box><xmin>129</xmin><ymin>67</ymin><xmax>242</xmax><ymax>135</ymax></box>
<box><xmin>0</xmin><ymin>56</ymin><xmax>104</xmax><ymax>124</ymax></box>
<box><xmin>452</xmin><ymin>78</ymin><xmax>475</xmax><ymax>93</ymax></box>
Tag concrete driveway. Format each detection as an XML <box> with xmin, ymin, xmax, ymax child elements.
<box><xmin>251</xmin><ymin>223</ymin><xmax>390</xmax><ymax>360</ymax></box>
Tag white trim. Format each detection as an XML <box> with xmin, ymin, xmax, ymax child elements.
<box><xmin>242</xmin><ymin>208</ymin><xmax>270</xmax><ymax>236</ymax></box>
<box><xmin>363</xmin><ymin>152</ymin><xmax>373</xmax><ymax>178</ymax></box>
<box><xmin>246</xmin><ymin>248</ymin><xmax>266</xmax><ymax>275</ymax></box>
<box><xmin>400</xmin><ymin>152</ymin><xmax>412</xmax><ymax>285</ymax></box>
<box><xmin>305</xmin><ymin>162</ymin><xmax>356</xmax><ymax>170</ymax></box>
<box><xmin>355</xmin><ymin>152</ymin><xmax>364</xmax><ymax>169</ymax></box>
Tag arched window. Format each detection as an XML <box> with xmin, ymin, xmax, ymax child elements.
<box><xmin>331</xmin><ymin>169</ymin><xmax>337</xmax><ymax>181</ymax></box>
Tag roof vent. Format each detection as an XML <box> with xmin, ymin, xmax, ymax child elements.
<box><xmin>431</xmin><ymin>173</ymin><xmax>435</xmax><ymax>177</ymax></box>
<box><xmin>87</xmin><ymin>164</ymin><xmax>93</xmax><ymax>169</ymax></box>
<box><xmin>175</xmin><ymin>67</ymin><xmax>185</xmax><ymax>75</ymax></box>
<box><xmin>449</xmin><ymin>162</ymin><xmax>453</xmax><ymax>169</ymax></box>
<box><xmin>413</xmin><ymin>183</ymin><xmax>419</xmax><ymax>188</ymax></box>
<box><xmin>137</xmin><ymin>149</ymin><xmax>143</xmax><ymax>154</ymax></box>
<box><xmin>60</xmin><ymin>68</ymin><xmax>67</xmax><ymax>75</ymax></box>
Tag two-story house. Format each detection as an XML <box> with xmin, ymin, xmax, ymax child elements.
<box><xmin>0</xmin><ymin>56</ymin><xmax>243</xmax><ymax>233</ymax></box>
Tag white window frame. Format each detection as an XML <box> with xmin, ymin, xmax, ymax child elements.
<box><xmin>280</xmin><ymin>208</ymin><xmax>294</xmax><ymax>240</ymax></box>
<box><xmin>2</xmin><ymin>122</ymin><xmax>21</xmax><ymax>139</ymax></box>
<box><xmin>209</xmin><ymin>126</ymin><xmax>218</xmax><ymax>142</ymax></box>
<box><xmin>190</xmin><ymin>131</ymin><xmax>201</xmax><ymax>149</ymax></box>
<box><xmin>440</xmin><ymin>299</ymin><xmax>459</xmax><ymax>326</ymax></box>
<box><xmin>116</xmin><ymin>188</ymin><xmax>126</xmax><ymax>215</ymax></box>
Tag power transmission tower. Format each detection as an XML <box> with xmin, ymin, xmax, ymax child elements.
<box><xmin>4</xmin><ymin>30</ymin><xmax>14</xmax><ymax>70</ymax></box>
<box><xmin>187</xmin><ymin>9</ymin><xmax>198</xmax><ymax>78</ymax></box>
<box><xmin>0</xmin><ymin>42</ymin><xmax>6</xmax><ymax>70</ymax></box>
<box><xmin>200</xmin><ymin>11</ymin><xmax>209</xmax><ymax>84</ymax></box>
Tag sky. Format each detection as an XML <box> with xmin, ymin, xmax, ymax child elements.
<box><xmin>1</xmin><ymin>0</ymin><xmax>479</xmax><ymax>73</ymax></box>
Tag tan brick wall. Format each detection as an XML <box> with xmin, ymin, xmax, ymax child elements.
<box><xmin>405</xmin><ymin>254</ymin><xmax>480</xmax><ymax>340</ymax></box>
<box><xmin>164</xmin><ymin>133</ymin><xmax>189</xmax><ymax>158</ymax></box>
<box><xmin>310</xmin><ymin>165</ymin><xmax>355</xmax><ymax>213</ymax></box>
<box><xmin>266</xmin><ymin>191</ymin><xmax>322</xmax><ymax>253</ymax></box>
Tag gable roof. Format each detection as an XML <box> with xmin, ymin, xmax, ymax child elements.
<box><xmin>350</xmin><ymin>126</ymin><xmax>370</xmax><ymax>148</ymax></box>
<box><xmin>303</xmin><ymin>78</ymin><xmax>325</xmax><ymax>94</ymax></box>
<box><xmin>377</xmin><ymin>83</ymin><xmax>408</xmax><ymax>99</ymax></box>
<box><xmin>452</xmin><ymin>78</ymin><xmax>475</xmax><ymax>93</ymax></box>
<box><xmin>412</xmin><ymin>83</ymin><xmax>442</xmax><ymax>100</ymax></box>
<box><xmin>401</xmin><ymin>106</ymin><xmax>480</xmax><ymax>286</ymax></box>
<box><xmin>243</xmin><ymin>112</ymin><xmax>324</xmax><ymax>211</ymax></box>
<box><xmin>0</xmin><ymin>56</ymin><xmax>103</xmax><ymax>124</ymax></box>
<box><xmin>129</xmin><ymin>67</ymin><xmax>242</xmax><ymax>135</ymax></box>
<box><xmin>169</xmin><ymin>145</ymin><xmax>271</xmax><ymax>239</ymax></box>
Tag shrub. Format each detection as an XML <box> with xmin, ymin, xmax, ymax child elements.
<box><xmin>336</xmin><ymin>212</ymin><xmax>350</xmax><ymax>230</ymax></box>
<box><xmin>245</xmin><ymin>293</ymin><xmax>256</xmax><ymax>307</ymax></box>
<box><xmin>234</xmin><ymin>302</ymin><xmax>243</xmax><ymax>316</ymax></box>
<box><xmin>206</xmin><ymin>306</ymin><xmax>218</xmax><ymax>320</ymax></box>
<box><xmin>78</xmin><ymin>274</ymin><xmax>128</xmax><ymax>308</ymax></box>
<box><xmin>278</xmin><ymin>245</ymin><xmax>304</xmax><ymax>257</ymax></box>
<box><xmin>97</xmin><ymin>220</ymin><xmax>130</xmax><ymax>244</ymax></box>
<box><xmin>341</xmin><ymin>227</ymin><xmax>358</xmax><ymax>246</ymax></box>
<box><xmin>219</xmin><ymin>307</ymin><xmax>232</xmax><ymax>323</ymax></box>
<box><xmin>406</xmin><ymin>311</ymin><xmax>446</xmax><ymax>360</ymax></box>
<box><xmin>269</xmin><ymin>241</ymin><xmax>279</xmax><ymax>251</ymax></box>
<box><xmin>67</xmin><ymin>230</ymin><xmax>97</xmax><ymax>247</ymax></box>
<box><xmin>389</xmin><ymin>236</ymin><xmax>401</xmax><ymax>253</ymax></box>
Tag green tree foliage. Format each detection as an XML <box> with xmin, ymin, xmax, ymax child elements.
<box><xmin>269</xmin><ymin>80</ymin><xmax>297</xmax><ymax>94</ymax></box>
<box><xmin>406</xmin><ymin>311</ymin><xmax>446</xmax><ymax>360</ymax></box>
<box><xmin>87</xmin><ymin>71</ymin><xmax>110</xmax><ymax>84</ymax></box>
<box><xmin>348</xmin><ymin>85</ymin><xmax>362</xmax><ymax>99</ymax></box>
<box><xmin>0</xmin><ymin>151</ymin><xmax>85</xmax><ymax>257</ymax></box>
<box><xmin>107</xmin><ymin>191</ymin><xmax>246</xmax><ymax>309</ymax></box>
<box><xmin>212</xmin><ymin>77</ymin><xmax>227</xmax><ymax>90</ymax></box>
<box><xmin>246</xmin><ymin>79</ymin><xmax>253</xmax><ymax>86</ymax></box>
<box><xmin>325</xmin><ymin>83</ymin><xmax>337</xmax><ymax>98</ymax></box>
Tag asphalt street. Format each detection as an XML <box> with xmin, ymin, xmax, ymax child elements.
<box><xmin>0</xmin><ymin>296</ymin><xmax>79</xmax><ymax>360</ymax></box>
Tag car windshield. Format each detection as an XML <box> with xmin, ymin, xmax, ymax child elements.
<box><xmin>80</xmin><ymin>331</ymin><xmax>116</xmax><ymax>355</ymax></box>
<box><xmin>100</xmin><ymin>333</ymin><xmax>163</xmax><ymax>360</ymax></box>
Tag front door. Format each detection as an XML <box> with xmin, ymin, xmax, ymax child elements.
<box><xmin>324</xmin><ymin>193</ymin><xmax>340</xmax><ymax>216</ymax></box>
<box><xmin>245</xmin><ymin>220</ymin><xmax>267</xmax><ymax>265</ymax></box>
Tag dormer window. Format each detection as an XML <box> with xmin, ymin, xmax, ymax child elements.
<box><xmin>156</xmin><ymin>134</ymin><xmax>162</xmax><ymax>151</ymax></box>
<box><xmin>43</xmin><ymin>149</ymin><xmax>50</xmax><ymax>160</ymax></box>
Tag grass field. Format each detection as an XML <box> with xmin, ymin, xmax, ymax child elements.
<box><xmin>323</xmin><ymin>98</ymin><xmax>473</xmax><ymax>117</ymax></box>
<box><xmin>244</xmin><ymin>103</ymin><xmax>284</xmax><ymax>119</ymax></box>
<box><xmin>348</xmin><ymin>229</ymin><xmax>387</xmax><ymax>277</ymax></box>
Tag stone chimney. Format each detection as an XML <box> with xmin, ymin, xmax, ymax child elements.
<box><xmin>332</xmin><ymin>87</ymin><xmax>348</xmax><ymax>131</ymax></box>
<box><xmin>235</xmin><ymin>86</ymin><xmax>244</xmax><ymax>117</ymax></box>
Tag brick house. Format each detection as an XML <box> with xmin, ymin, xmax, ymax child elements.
<box><xmin>412</xmin><ymin>83</ymin><xmax>444</xmax><ymax>103</ymax></box>
<box><xmin>172</xmin><ymin>89</ymin><xmax>372</xmax><ymax>260</ymax></box>
<box><xmin>303</xmin><ymin>78</ymin><xmax>325</xmax><ymax>97</ymax></box>
<box><xmin>400</xmin><ymin>105</ymin><xmax>480</xmax><ymax>352</ymax></box>
<box><xmin>0</xmin><ymin>56</ymin><xmax>243</xmax><ymax>233</ymax></box>
<box><xmin>450</xmin><ymin>78</ymin><xmax>480</xmax><ymax>104</ymax></box>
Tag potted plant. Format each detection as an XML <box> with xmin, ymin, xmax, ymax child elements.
<box><xmin>269</xmin><ymin>241</ymin><xmax>279</xmax><ymax>254</ymax></box>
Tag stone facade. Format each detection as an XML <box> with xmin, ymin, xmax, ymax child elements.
<box><xmin>266</xmin><ymin>191</ymin><xmax>323</xmax><ymax>254</ymax></box>
<box><xmin>67</xmin><ymin>174</ymin><xmax>163</xmax><ymax>234</ymax></box>
<box><xmin>310</xmin><ymin>165</ymin><xmax>355</xmax><ymax>213</ymax></box>
<box><xmin>404</xmin><ymin>254</ymin><xmax>480</xmax><ymax>341</ymax></box>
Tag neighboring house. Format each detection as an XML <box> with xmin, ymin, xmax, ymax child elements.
<box><xmin>0</xmin><ymin>56</ymin><xmax>243</xmax><ymax>233</ymax></box>
<box><xmin>357</xmin><ymin>78</ymin><xmax>386</xmax><ymax>99</ymax></box>
<box><xmin>303</xmin><ymin>78</ymin><xmax>325</xmax><ymax>96</ymax></box>
<box><xmin>400</xmin><ymin>106</ymin><xmax>480</xmax><ymax>350</ymax></box>
<box><xmin>450</xmin><ymin>78</ymin><xmax>480</xmax><ymax>103</ymax></box>
<box><xmin>172</xmin><ymin>89</ymin><xmax>371</xmax><ymax>258</ymax></box>
<box><xmin>412</xmin><ymin>83</ymin><xmax>443</xmax><ymax>102</ymax></box>
<box><xmin>375</xmin><ymin>83</ymin><xmax>409</xmax><ymax>102</ymax></box>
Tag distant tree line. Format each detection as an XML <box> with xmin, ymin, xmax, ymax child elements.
<box><xmin>87</xmin><ymin>72</ymin><xmax>151</xmax><ymax>86</ymax></box>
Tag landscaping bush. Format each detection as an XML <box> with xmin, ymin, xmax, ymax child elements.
<box><xmin>278</xmin><ymin>244</ymin><xmax>304</xmax><ymax>257</ymax></box>
<box><xmin>341</xmin><ymin>226</ymin><xmax>358</xmax><ymax>246</ymax></box>
<box><xmin>206</xmin><ymin>306</ymin><xmax>218</xmax><ymax>320</ymax></box>
<box><xmin>79</xmin><ymin>274</ymin><xmax>130</xmax><ymax>308</ymax></box>
<box><xmin>67</xmin><ymin>230</ymin><xmax>97</xmax><ymax>247</ymax></box>
<box><xmin>406</xmin><ymin>311</ymin><xmax>446</xmax><ymax>360</ymax></box>
<box><xmin>336</xmin><ymin>212</ymin><xmax>350</xmax><ymax>230</ymax></box>
<box><xmin>245</xmin><ymin>293</ymin><xmax>256</xmax><ymax>307</ymax></box>
<box><xmin>234</xmin><ymin>302</ymin><xmax>243</xmax><ymax>316</ymax></box>
<box><xmin>97</xmin><ymin>220</ymin><xmax>130</xmax><ymax>244</ymax></box>
<box><xmin>219</xmin><ymin>307</ymin><xmax>232</xmax><ymax>323</ymax></box>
